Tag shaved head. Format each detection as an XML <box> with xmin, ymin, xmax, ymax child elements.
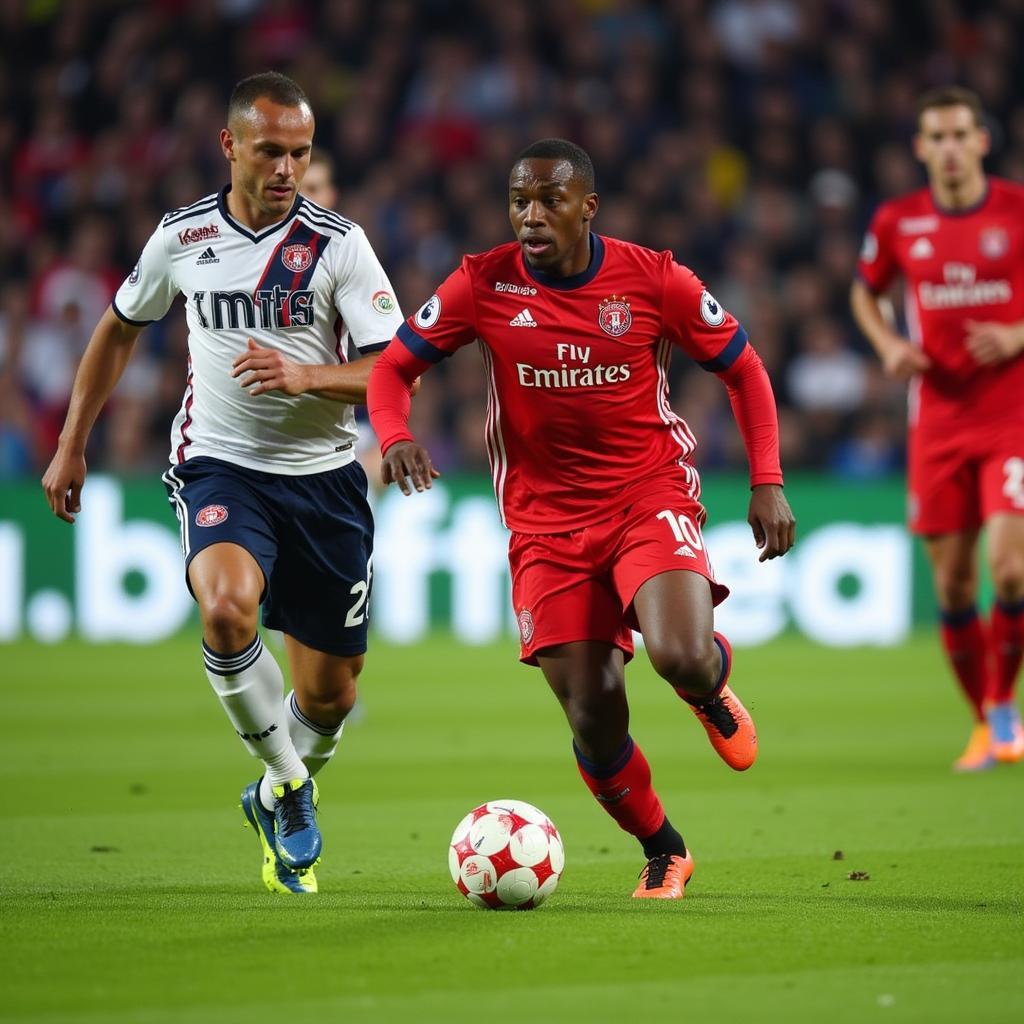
<box><xmin>228</xmin><ymin>72</ymin><xmax>310</xmax><ymax>136</ymax></box>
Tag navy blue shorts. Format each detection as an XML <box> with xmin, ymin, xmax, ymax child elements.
<box><xmin>162</xmin><ymin>456</ymin><xmax>373</xmax><ymax>657</ymax></box>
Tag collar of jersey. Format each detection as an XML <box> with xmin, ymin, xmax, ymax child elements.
<box><xmin>520</xmin><ymin>233</ymin><xmax>605</xmax><ymax>290</ymax></box>
<box><xmin>929</xmin><ymin>179</ymin><xmax>990</xmax><ymax>218</ymax></box>
<box><xmin>217</xmin><ymin>185</ymin><xmax>302</xmax><ymax>242</ymax></box>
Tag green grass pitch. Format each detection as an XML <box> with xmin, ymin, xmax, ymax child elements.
<box><xmin>1</xmin><ymin>632</ymin><xmax>1021</xmax><ymax>1023</ymax></box>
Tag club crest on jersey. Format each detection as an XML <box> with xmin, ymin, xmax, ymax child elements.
<box><xmin>282</xmin><ymin>244</ymin><xmax>313</xmax><ymax>272</ymax></box>
<box><xmin>517</xmin><ymin>608</ymin><xmax>535</xmax><ymax>644</ymax></box>
<box><xmin>195</xmin><ymin>504</ymin><xmax>229</xmax><ymax>527</ymax></box>
<box><xmin>598</xmin><ymin>295</ymin><xmax>631</xmax><ymax>337</ymax></box>
<box><xmin>699</xmin><ymin>289</ymin><xmax>726</xmax><ymax>327</ymax></box>
<box><xmin>980</xmin><ymin>228</ymin><xmax>1008</xmax><ymax>260</ymax></box>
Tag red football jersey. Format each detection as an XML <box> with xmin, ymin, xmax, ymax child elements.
<box><xmin>857</xmin><ymin>177</ymin><xmax>1024</xmax><ymax>435</ymax></box>
<box><xmin>389</xmin><ymin>234</ymin><xmax>769</xmax><ymax>532</ymax></box>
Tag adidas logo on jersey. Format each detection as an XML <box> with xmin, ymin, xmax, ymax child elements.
<box><xmin>510</xmin><ymin>308</ymin><xmax>537</xmax><ymax>327</ymax></box>
<box><xmin>674</xmin><ymin>545</ymin><xmax>697</xmax><ymax>558</ymax></box>
<box><xmin>196</xmin><ymin>246</ymin><xmax>220</xmax><ymax>265</ymax></box>
<box><xmin>909</xmin><ymin>237</ymin><xmax>934</xmax><ymax>260</ymax></box>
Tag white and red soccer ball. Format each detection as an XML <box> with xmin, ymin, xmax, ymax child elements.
<box><xmin>448</xmin><ymin>799</ymin><xmax>564</xmax><ymax>910</ymax></box>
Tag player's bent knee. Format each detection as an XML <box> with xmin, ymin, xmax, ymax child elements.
<box><xmin>199</xmin><ymin>593</ymin><xmax>259</xmax><ymax>650</ymax></box>
<box><xmin>991</xmin><ymin>555</ymin><xmax>1024</xmax><ymax>602</ymax></box>
<box><xmin>934</xmin><ymin>580</ymin><xmax>977</xmax><ymax>612</ymax></box>
<box><xmin>647</xmin><ymin>641</ymin><xmax>718</xmax><ymax>696</ymax></box>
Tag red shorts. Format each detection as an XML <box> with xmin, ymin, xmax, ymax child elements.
<box><xmin>908</xmin><ymin>423</ymin><xmax>1024</xmax><ymax>535</ymax></box>
<box><xmin>508</xmin><ymin>484</ymin><xmax>729</xmax><ymax>665</ymax></box>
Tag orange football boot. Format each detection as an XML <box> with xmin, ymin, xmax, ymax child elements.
<box><xmin>687</xmin><ymin>632</ymin><xmax>758</xmax><ymax>771</ymax></box>
<box><xmin>953</xmin><ymin>722</ymin><xmax>995</xmax><ymax>772</ymax></box>
<box><xmin>632</xmin><ymin>851</ymin><xmax>695</xmax><ymax>900</ymax></box>
<box><xmin>690</xmin><ymin>685</ymin><xmax>758</xmax><ymax>771</ymax></box>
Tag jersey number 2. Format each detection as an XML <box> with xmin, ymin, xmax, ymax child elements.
<box><xmin>345</xmin><ymin>560</ymin><xmax>372</xmax><ymax>627</ymax></box>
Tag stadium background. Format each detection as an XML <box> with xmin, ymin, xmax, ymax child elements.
<box><xmin>4</xmin><ymin>0</ymin><xmax>1023</xmax><ymax>645</ymax></box>
<box><xmin>2</xmin><ymin>3</ymin><xmax>1023</xmax><ymax>1023</ymax></box>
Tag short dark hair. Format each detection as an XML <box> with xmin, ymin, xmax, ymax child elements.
<box><xmin>228</xmin><ymin>72</ymin><xmax>309</xmax><ymax>126</ymax></box>
<box><xmin>916</xmin><ymin>86</ymin><xmax>984</xmax><ymax>127</ymax></box>
<box><xmin>514</xmin><ymin>139</ymin><xmax>595</xmax><ymax>192</ymax></box>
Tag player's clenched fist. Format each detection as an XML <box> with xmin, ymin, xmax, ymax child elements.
<box><xmin>747</xmin><ymin>484</ymin><xmax>796</xmax><ymax>562</ymax></box>
<box><xmin>381</xmin><ymin>440</ymin><xmax>441</xmax><ymax>495</ymax></box>
<box><xmin>880</xmin><ymin>338</ymin><xmax>932</xmax><ymax>380</ymax></box>
<box><xmin>41</xmin><ymin>449</ymin><xmax>87</xmax><ymax>524</ymax></box>
<box><xmin>964</xmin><ymin>320</ymin><xmax>1024</xmax><ymax>366</ymax></box>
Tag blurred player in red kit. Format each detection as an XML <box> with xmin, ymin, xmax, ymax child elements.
<box><xmin>368</xmin><ymin>139</ymin><xmax>795</xmax><ymax>899</ymax></box>
<box><xmin>852</xmin><ymin>87</ymin><xmax>1024</xmax><ymax>770</ymax></box>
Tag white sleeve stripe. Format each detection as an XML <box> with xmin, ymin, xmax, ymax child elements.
<box><xmin>162</xmin><ymin>196</ymin><xmax>219</xmax><ymax>226</ymax></box>
<box><xmin>300</xmin><ymin>210</ymin><xmax>352</xmax><ymax>236</ymax></box>
<box><xmin>299</xmin><ymin>200</ymin><xmax>355</xmax><ymax>230</ymax></box>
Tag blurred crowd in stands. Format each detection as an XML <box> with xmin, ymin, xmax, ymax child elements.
<box><xmin>2</xmin><ymin>0</ymin><xmax>1023</xmax><ymax>482</ymax></box>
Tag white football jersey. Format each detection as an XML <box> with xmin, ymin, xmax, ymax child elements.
<box><xmin>114</xmin><ymin>187</ymin><xmax>403</xmax><ymax>475</ymax></box>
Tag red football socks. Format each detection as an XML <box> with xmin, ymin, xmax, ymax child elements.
<box><xmin>990</xmin><ymin>599</ymin><xmax>1024</xmax><ymax>704</ymax></box>
<box><xmin>939</xmin><ymin>608</ymin><xmax>990</xmax><ymax>721</ymax></box>
<box><xmin>574</xmin><ymin>736</ymin><xmax>666</xmax><ymax>841</ymax></box>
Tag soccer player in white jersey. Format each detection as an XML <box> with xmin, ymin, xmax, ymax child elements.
<box><xmin>42</xmin><ymin>72</ymin><xmax>404</xmax><ymax>894</ymax></box>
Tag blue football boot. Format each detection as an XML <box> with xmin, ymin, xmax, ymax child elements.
<box><xmin>240</xmin><ymin>780</ymin><xmax>317</xmax><ymax>894</ymax></box>
<box><xmin>272</xmin><ymin>777</ymin><xmax>322</xmax><ymax>870</ymax></box>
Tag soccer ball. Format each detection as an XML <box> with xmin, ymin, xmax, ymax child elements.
<box><xmin>448</xmin><ymin>799</ymin><xmax>565</xmax><ymax>910</ymax></box>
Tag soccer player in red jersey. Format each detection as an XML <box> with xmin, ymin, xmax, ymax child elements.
<box><xmin>851</xmin><ymin>87</ymin><xmax>1024</xmax><ymax>770</ymax></box>
<box><xmin>368</xmin><ymin>139</ymin><xmax>795</xmax><ymax>899</ymax></box>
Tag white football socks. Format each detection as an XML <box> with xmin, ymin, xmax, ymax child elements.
<box><xmin>203</xmin><ymin>636</ymin><xmax>309</xmax><ymax>808</ymax></box>
<box><xmin>286</xmin><ymin>690</ymin><xmax>345</xmax><ymax>776</ymax></box>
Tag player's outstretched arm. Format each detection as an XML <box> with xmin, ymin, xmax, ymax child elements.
<box><xmin>850</xmin><ymin>279</ymin><xmax>931</xmax><ymax>380</ymax></box>
<box><xmin>41</xmin><ymin>306</ymin><xmax>143</xmax><ymax>523</ymax></box>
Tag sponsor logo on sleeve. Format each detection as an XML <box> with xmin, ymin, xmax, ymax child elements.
<box><xmin>127</xmin><ymin>260</ymin><xmax>141</xmax><ymax>285</ymax></box>
<box><xmin>699</xmin><ymin>289</ymin><xmax>726</xmax><ymax>327</ymax></box>
<box><xmin>372</xmin><ymin>290</ymin><xmax>397</xmax><ymax>315</ymax></box>
<box><xmin>598</xmin><ymin>295</ymin><xmax>632</xmax><ymax>337</ymax></box>
<box><xmin>282</xmin><ymin>244</ymin><xmax>313</xmax><ymax>272</ymax></box>
<box><xmin>415</xmin><ymin>294</ymin><xmax>442</xmax><ymax>329</ymax></box>
<box><xmin>860</xmin><ymin>232</ymin><xmax>878</xmax><ymax>263</ymax></box>
<box><xmin>195</xmin><ymin>504</ymin><xmax>229</xmax><ymax>527</ymax></box>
